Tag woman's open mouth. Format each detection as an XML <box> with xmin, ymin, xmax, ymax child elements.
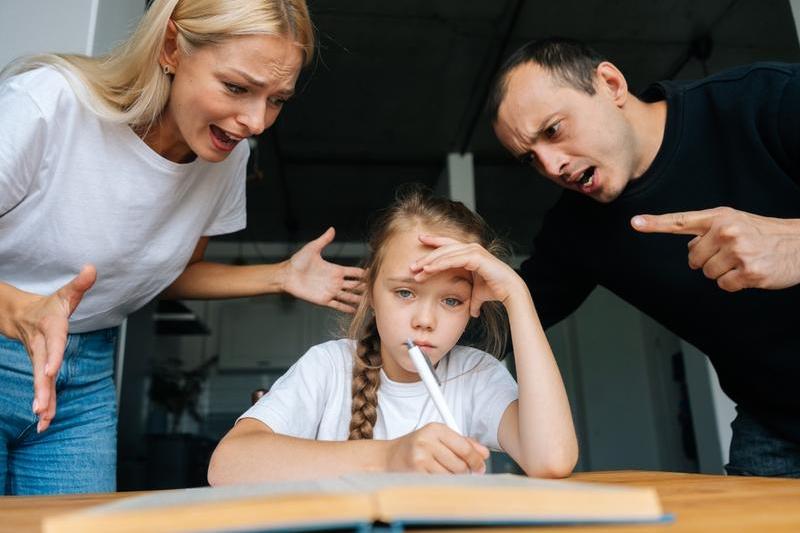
<box><xmin>209</xmin><ymin>125</ymin><xmax>242</xmax><ymax>152</ymax></box>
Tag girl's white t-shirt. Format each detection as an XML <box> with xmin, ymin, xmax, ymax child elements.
<box><xmin>0</xmin><ymin>67</ymin><xmax>248</xmax><ymax>332</ymax></box>
<box><xmin>240</xmin><ymin>339</ymin><xmax>519</xmax><ymax>451</ymax></box>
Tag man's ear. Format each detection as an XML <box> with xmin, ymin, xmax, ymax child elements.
<box><xmin>595</xmin><ymin>61</ymin><xmax>629</xmax><ymax>107</ymax></box>
<box><xmin>159</xmin><ymin>19</ymin><xmax>181</xmax><ymax>72</ymax></box>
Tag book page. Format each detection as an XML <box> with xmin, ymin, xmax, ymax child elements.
<box><xmin>343</xmin><ymin>473</ymin><xmax>665</xmax><ymax>525</ymax></box>
<box><xmin>340</xmin><ymin>472</ymin><xmax>636</xmax><ymax>493</ymax></box>
<box><xmin>83</xmin><ymin>477</ymin><xmax>358</xmax><ymax>515</ymax></box>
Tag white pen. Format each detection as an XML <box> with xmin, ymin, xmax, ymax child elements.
<box><xmin>405</xmin><ymin>339</ymin><xmax>462</xmax><ymax>434</ymax></box>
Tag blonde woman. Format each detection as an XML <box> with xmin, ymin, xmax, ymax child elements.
<box><xmin>0</xmin><ymin>0</ymin><xmax>362</xmax><ymax>495</ymax></box>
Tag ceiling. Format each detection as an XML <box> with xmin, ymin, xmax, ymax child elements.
<box><xmin>228</xmin><ymin>0</ymin><xmax>800</xmax><ymax>257</ymax></box>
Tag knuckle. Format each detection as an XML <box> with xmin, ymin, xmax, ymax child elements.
<box><xmin>718</xmin><ymin>225</ymin><xmax>740</xmax><ymax>240</ymax></box>
<box><xmin>742</xmin><ymin>264</ymin><xmax>763</xmax><ymax>283</ymax></box>
<box><xmin>411</xmin><ymin>453</ymin><xmax>427</xmax><ymax>469</ymax></box>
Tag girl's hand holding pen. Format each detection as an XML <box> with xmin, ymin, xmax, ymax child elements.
<box><xmin>411</xmin><ymin>235</ymin><xmax>526</xmax><ymax>317</ymax></box>
<box><xmin>385</xmin><ymin>422</ymin><xmax>489</xmax><ymax>474</ymax></box>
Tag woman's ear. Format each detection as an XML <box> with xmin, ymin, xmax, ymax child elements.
<box><xmin>159</xmin><ymin>19</ymin><xmax>180</xmax><ymax>73</ymax></box>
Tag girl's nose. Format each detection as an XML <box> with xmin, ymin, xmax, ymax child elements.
<box><xmin>411</xmin><ymin>302</ymin><xmax>436</xmax><ymax>330</ymax></box>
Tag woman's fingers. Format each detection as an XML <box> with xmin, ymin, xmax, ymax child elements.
<box><xmin>326</xmin><ymin>299</ymin><xmax>357</xmax><ymax>314</ymax></box>
<box><xmin>29</xmin><ymin>333</ymin><xmax>57</xmax><ymax>432</ymax></box>
<box><xmin>43</xmin><ymin>319</ymin><xmax>68</xmax><ymax>378</ymax></box>
<box><xmin>335</xmin><ymin>290</ymin><xmax>361</xmax><ymax>305</ymax></box>
<box><xmin>59</xmin><ymin>264</ymin><xmax>97</xmax><ymax>315</ymax></box>
<box><xmin>341</xmin><ymin>279</ymin><xmax>364</xmax><ymax>292</ymax></box>
<box><xmin>342</xmin><ymin>266</ymin><xmax>365</xmax><ymax>280</ymax></box>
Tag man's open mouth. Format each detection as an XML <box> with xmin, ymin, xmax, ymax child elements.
<box><xmin>578</xmin><ymin>166</ymin><xmax>596</xmax><ymax>188</ymax></box>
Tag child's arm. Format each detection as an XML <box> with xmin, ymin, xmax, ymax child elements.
<box><xmin>207</xmin><ymin>419</ymin><xmax>490</xmax><ymax>485</ymax></box>
<box><xmin>496</xmin><ymin>283</ymin><xmax>578</xmax><ymax>478</ymax></box>
<box><xmin>413</xmin><ymin>235</ymin><xmax>578</xmax><ymax>478</ymax></box>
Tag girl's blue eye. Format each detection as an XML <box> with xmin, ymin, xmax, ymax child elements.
<box><xmin>443</xmin><ymin>297</ymin><xmax>462</xmax><ymax>307</ymax></box>
<box><xmin>396</xmin><ymin>289</ymin><xmax>413</xmax><ymax>299</ymax></box>
<box><xmin>269</xmin><ymin>96</ymin><xmax>288</xmax><ymax>106</ymax></box>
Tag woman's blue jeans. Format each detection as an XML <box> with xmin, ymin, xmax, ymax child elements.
<box><xmin>0</xmin><ymin>328</ymin><xmax>117</xmax><ymax>495</ymax></box>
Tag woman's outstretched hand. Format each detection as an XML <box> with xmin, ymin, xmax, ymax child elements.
<box><xmin>13</xmin><ymin>265</ymin><xmax>96</xmax><ymax>432</ymax></box>
<box><xmin>283</xmin><ymin>227</ymin><xmax>365</xmax><ymax>313</ymax></box>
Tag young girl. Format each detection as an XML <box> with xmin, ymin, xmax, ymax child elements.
<box><xmin>208</xmin><ymin>190</ymin><xmax>578</xmax><ymax>483</ymax></box>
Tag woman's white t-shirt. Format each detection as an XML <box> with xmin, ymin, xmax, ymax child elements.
<box><xmin>0</xmin><ymin>67</ymin><xmax>248</xmax><ymax>332</ymax></box>
<box><xmin>240</xmin><ymin>339</ymin><xmax>519</xmax><ymax>451</ymax></box>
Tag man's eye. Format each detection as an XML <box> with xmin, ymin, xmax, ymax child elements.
<box><xmin>443</xmin><ymin>297</ymin><xmax>462</xmax><ymax>307</ymax></box>
<box><xmin>545</xmin><ymin>122</ymin><xmax>561</xmax><ymax>138</ymax></box>
<box><xmin>396</xmin><ymin>289</ymin><xmax>414</xmax><ymax>299</ymax></box>
<box><xmin>224</xmin><ymin>82</ymin><xmax>246</xmax><ymax>94</ymax></box>
<box><xmin>520</xmin><ymin>153</ymin><xmax>535</xmax><ymax>166</ymax></box>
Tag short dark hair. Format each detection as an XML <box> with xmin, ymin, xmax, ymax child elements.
<box><xmin>487</xmin><ymin>37</ymin><xmax>607</xmax><ymax>122</ymax></box>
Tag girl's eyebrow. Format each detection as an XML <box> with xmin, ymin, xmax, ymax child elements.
<box><xmin>385</xmin><ymin>275</ymin><xmax>472</xmax><ymax>287</ymax></box>
<box><xmin>386</xmin><ymin>276</ymin><xmax>417</xmax><ymax>284</ymax></box>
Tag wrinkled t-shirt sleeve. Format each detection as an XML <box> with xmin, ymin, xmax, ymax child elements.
<box><xmin>0</xmin><ymin>79</ymin><xmax>47</xmax><ymax>216</ymax></box>
<box><xmin>238</xmin><ymin>344</ymin><xmax>333</xmax><ymax>438</ymax></box>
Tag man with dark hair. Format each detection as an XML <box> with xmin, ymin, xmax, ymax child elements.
<box><xmin>491</xmin><ymin>37</ymin><xmax>800</xmax><ymax>477</ymax></box>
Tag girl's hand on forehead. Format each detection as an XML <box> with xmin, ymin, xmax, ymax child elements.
<box><xmin>410</xmin><ymin>234</ymin><xmax>524</xmax><ymax>317</ymax></box>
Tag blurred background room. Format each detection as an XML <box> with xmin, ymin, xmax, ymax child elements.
<box><xmin>2</xmin><ymin>0</ymin><xmax>799</xmax><ymax>490</ymax></box>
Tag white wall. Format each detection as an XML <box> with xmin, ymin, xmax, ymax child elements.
<box><xmin>0</xmin><ymin>0</ymin><xmax>145</xmax><ymax>68</ymax></box>
<box><xmin>93</xmin><ymin>0</ymin><xmax>147</xmax><ymax>55</ymax></box>
<box><xmin>682</xmin><ymin>342</ymin><xmax>736</xmax><ymax>472</ymax></box>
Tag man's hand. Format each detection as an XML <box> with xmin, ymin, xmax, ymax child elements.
<box><xmin>283</xmin><ymin>227</ymin><xmax>364</xmax><ymax>313</ymax></box>
<box><xmin>631</xmin><ymin>207</ymin><xmax>800</xmax><ymax>292</ymax></box>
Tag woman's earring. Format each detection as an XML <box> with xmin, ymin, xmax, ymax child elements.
<box><xmin>163</xmin><ymin>65</ymin><xmax>172</xmax><ymax>75</ymax></box>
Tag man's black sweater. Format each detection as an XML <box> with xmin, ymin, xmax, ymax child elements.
<box><xmin>522</xmin><ymin>62</ymin><xmax>800</xmax><ymax>442</ymax></box>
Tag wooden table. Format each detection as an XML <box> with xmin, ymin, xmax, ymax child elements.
<box><xmin>0</xmin><ymin>471</ymin><xmax>798</xmax><ymax>533</ymax></box>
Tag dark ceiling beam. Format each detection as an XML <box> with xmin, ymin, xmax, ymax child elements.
<box><xmin>280</xmin><ymin>155</ymin><xmax>444</xmax><ymax>167</ymax></box>
<box><xmin>450</xmin><ymin>0</ymin><xmax>524</xmax><ymax>155</ymax></box>
<box><xmin>277</xmin><ymin>155</ymin><xmax>519</xmax><ymax>167</ymax></box>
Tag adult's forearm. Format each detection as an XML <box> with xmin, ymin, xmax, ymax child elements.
<box><xmin>162</xmin><ymin>261</ymin><xmax>289</xmax><ymax>300</ymax></box>
<box><xmin>208</xmin><ymin>430</ymin><xmax>389</xmax><ymax>485</ymax></box>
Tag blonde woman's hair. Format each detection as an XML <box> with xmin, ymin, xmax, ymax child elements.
<box><xmin>0</xmin><ymin>0</ymin><xmax>314</xmax><ymax>130</ymax></box>
<box><xmin>346</xmin><ymin>186</ymin><xmax>510</xmax><ymax>440</ymax></box>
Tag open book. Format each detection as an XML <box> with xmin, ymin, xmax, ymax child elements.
<box><xmin>44</xmin><ymin>473</ymin><xmax>670</xmax><ymax>533</ymax></box>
